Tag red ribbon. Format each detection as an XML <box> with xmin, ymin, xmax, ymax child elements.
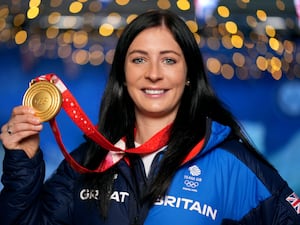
<box><xmin>33</xmin><ymin>73</ymin><xmax>204</xmax><ymax>173</ymax></box>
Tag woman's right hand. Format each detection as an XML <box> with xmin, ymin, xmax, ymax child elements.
<box><xmin>0</xmin><ymin>106</ymin><xmax>43</xmax><ymax>158</ymax></box>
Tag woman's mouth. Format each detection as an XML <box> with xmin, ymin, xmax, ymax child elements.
<box><xmin>143</xmin><ymin>89</ymin><xmax>166</xmax><ymax>95</ymax></box>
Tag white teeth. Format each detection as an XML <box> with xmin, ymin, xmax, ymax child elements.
<box><xmin>144</xmin><ymin>89</ymin><xmax>164</xmax><ymax>94</ymax></box>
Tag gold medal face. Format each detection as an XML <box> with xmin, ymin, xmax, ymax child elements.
<box><xmin>22</xmin><ymin>81</ymin><xmax>62</xmax><ymax>122</ymax></box>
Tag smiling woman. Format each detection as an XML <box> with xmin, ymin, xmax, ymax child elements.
<box><xmin>125</xmin><ymin>26</ymin><xmax>187</xmax><ymax>133</ymax></box>
<box><xmin>0</xmin><ymin>9</ymin><xmax>299</xmax><ymax>225</ymax></box>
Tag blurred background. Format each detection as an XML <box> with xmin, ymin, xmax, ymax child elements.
<box><xmin>0</xmin><ymin>0</ymin><xmax>300</xmax><ymax>193</ymax></box>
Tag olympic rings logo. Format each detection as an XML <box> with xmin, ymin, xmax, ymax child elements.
<box><xmin>184</xmin><ymin>180</ymin><xmax>199</xmax><ymax>188</ymax></box>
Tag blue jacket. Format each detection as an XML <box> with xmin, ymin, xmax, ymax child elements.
<box><xmin>1</xmin><ymin>120</ymin><xmax>300</xmax><ymax>225</ymax></box>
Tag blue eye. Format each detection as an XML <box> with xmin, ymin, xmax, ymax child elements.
<box><xmin>132</xmin><ymin>58</ymin><xmax>145</xmax><ymax>64</ymax></box>
<box><xmin>164</xmin><ymin>58</ymin><xmax>176</xmax><ymax>64</ymax></box>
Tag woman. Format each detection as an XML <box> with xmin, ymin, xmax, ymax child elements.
<box><xmin>0</xmin><ymin>10</ymin><xmax>299</xmax><ymax>225</ymax></box>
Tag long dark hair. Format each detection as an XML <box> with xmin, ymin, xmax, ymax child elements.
<box><xmin>83</xmin><ymin>9</ymin><xmax>274</xmax><ymax>215</ymax></box>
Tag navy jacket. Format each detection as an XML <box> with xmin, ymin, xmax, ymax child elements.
<box><xmin>1</xmin><ymin>120</ymin><xmax>300</xmax><ymax>225</ymax></box>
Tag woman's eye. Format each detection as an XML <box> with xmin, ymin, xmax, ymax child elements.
<box><xmin>132</xmin><ymin>58</ymin><xmax>145</xmax><ymax>64</ymax></box>
<box><xmin>164</xmin><ymin>58</ymin><xmax>176</xmax><ymax>64</ymax></box>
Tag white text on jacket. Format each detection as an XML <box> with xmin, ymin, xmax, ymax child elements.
<box><xmin>154</xmin><ymin>195</ymin><xmax>217</xmax><ymax>220</ymax></box>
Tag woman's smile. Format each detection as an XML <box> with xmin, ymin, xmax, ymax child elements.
<box><xmin>142</xmin><ymin>88</ymin><xmax>168</xmax><ymax>96</ymax></box>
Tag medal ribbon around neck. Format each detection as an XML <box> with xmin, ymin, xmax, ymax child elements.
<box><xmin>22</xmin><ymin>73</ymin><xmax>173</xmax><ymax>173</ymax></box>
<box><xmin>23</xmin><ymin>73</ymin><xmax>205</xmax><ymax>173</ymax></box>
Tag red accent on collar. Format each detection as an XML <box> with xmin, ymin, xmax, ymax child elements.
<box><xmin>181</xmin><ymin>138</ymin><xmax>205</xmax><ymax>165</ymax></box>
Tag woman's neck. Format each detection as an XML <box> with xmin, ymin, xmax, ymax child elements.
<box><xmin>134</xmin><ymin>116</ymin><xmax>174</xmax><ymax>144</ymax></box>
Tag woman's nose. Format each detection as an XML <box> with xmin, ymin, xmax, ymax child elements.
<box><xmin>144</xmin><ymin>62</ymin><xmax>163</xmax><ymax>82</ymax></box>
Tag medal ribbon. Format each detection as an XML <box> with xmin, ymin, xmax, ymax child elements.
<box><xmin>32</xmin><ymin>73</ymin><xmax>205</xmax><ymax>173</ymax></box>
<box><xmin>32</xmin><ymin>74</ymin><xmax>172</xmax><ymax>173</ymax></box>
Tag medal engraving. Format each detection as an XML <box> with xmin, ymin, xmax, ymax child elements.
<box><xmin>22</xmin><ymin>81</ymin><xmax>62</xmax><ymax>122</ymax></box>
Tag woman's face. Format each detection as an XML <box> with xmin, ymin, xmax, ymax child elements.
<box><xmin>124</xmin><ymin>26</ymin><xmax>187</xmax><ymax>122</ymax></box>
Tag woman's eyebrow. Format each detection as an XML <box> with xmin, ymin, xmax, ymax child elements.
<box><xmin>127</xmin><ymin>49</ymin><xmax>147</xmax><ymax>56</ymax></box>
<box><xmin>127</xmin><ymin>49</ymin><xmax>181</xmax><ymax>56</ymax></box>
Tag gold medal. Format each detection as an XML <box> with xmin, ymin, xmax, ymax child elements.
<box><xmin>22</xmin><ymin>80</ymin><xmax>62</xmax><ymax>122</ymax></box>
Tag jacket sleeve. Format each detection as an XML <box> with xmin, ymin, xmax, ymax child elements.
<box><xmin>0</xmin><ymin>149</ymin><xmax>45</xmax><ymax>225</ymax></box>
<box><xmin>239</xmin><ymin>184</ymin><xmax>300</xmax><ymax>225</ymax></box>
<box><xmin>0</xmin><ymin>145</ymin><xmax>82</xmax><ymax>225</ymax></box>
<box><xmin>220</xmin><ymin>140</ymin><xmax>300</xmax><ymax>225</ymax></box>
<box><xmin>222</xmin><ymin>184</ymin><xmax>300</xmax><ymax>225</ymax></box>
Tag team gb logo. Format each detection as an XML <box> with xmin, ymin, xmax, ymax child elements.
<box><xmin>189</xmin><ymin>165</ymin><xmax>201</xmax><ymax>176</ymax></box>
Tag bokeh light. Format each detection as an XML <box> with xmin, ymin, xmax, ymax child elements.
<box><xmin>0</xmin><ymin>0</ymin><xmax>298</xmax><ymax>79</ymax></box>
